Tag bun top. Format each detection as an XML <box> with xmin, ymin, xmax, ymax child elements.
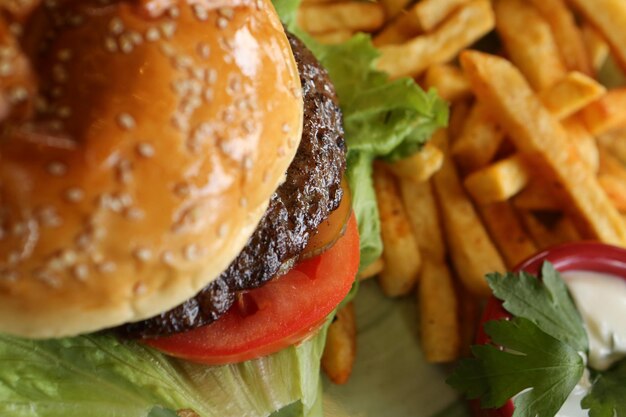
<box><xmin>0</xmin><ymin>0</ymin><xmax>303</xmax><ymax>338</ymax></box>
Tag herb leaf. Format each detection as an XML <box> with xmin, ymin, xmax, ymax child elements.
<box><xmin>582</xmin><ymin>359</ymin><xmax>626</xmax><ymax>417</ymax></box>
<box><xmin>487</xmin><ymin>263</ymin><xmax>588</xmax><ymax>352</ymax></box>
<box><xmin>448</xmin><ymin>318</ymin><xmax>584</xmax><ymax>417</ymax></box>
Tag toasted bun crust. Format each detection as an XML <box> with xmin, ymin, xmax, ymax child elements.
<box><xmin>0</xmin><ymin>0</ymin><xmax>303</xmax><ymax>338</ymax></box>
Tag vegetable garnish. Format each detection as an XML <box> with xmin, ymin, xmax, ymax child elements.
<box><xmin>448</xmin><ymin>262</ymin><xmax>594</xmax><ymax>417</ymax></box>
<box><xmin>582</xmin><ymin>359</ymin><xmax>626</xmax><ymax>417</ymax></box>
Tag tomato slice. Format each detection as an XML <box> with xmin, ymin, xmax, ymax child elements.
<box><xmin>146</xmin><ymin>213</ymin><xmax>360</xmax><ymax>365</ymax></box>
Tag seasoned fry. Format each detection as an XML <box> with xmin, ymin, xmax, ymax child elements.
<box><xmin>322</xmin><ymin>303</ymin><xmax>357</xmax><ymax>385</ymax></box>
<box><xmin>581</xmin><ymin>22</ymin><xmax>610</xmax><ymax>73</ymax></box>
<box><xmin>377</xmin><ymin>0</ymin><xmax>495</xmax><ymax>79</ymax></box>
<box><xmin>297</xmin><ymin>2</ymin><xmax>385</xmax><ymax>34</ymax></box>
<box><xmin>312</xmin><ymin>29</ymin><xmax>354</xmax><ymax>45</ymax></box>
<box><xmin>451</xmin><ymin>103</ymin><xmax>505</xmax><ymax>172</ymax></box>
<box><xmin>494</xmin><ymin>0</ymin><xmax>566</xmax><ymax>91</ymax></box>
<box><xmin>478</xmin><ymin>202</ymin><xmax>537</xmax><ymax>268</ymax></box>
<box><xmin>388</xmin><ymin>143</ymin><xmax>444</xmax><ymax>184</ymax></box>
<box><xmin>518</xmin><ymin>211</ymin><xmax>581</xmax><ymax>250</ymax></box>
<box><xmin>463</xmin><ymin>154</ymin><xmax>530</xmax><ymax>204</ymax></box>
<box><xmin>539</xmin><ymin>72</ymin><xmax>606</xmax><ymax>120</ymax></box>
<box><xmin>580</xmin><ymin>88</ymin><xmax>626</xmax><ymax>136</ymax></box>
<box><xmin>568</xmin><ymin>0</ymin><xmax>626</xmax><ymax>72</ymax></box>
<box><xmin>461</xmin><ymin>51</ymin><xmax>626</xmax><ymax>245</ymax></box>
<box><xmin>599</xmin><ymin>175</ymin><xmax>626</xmax><ymax>212</ymax></box>
<box><xmin>528</xmin><ymin>0</ymin><xmax>592</xmax><ymax>75</ymax></box>
<box><xmin>357</xmin><ymin>257</ymin><xmax>385</xmax><ymax>281</ymax></box>
<box><xmin>373</xmin><ymin>164</ymin><xmax>421</xmax><ymax>297</ymax></box>
<box><xmin>423</xmin><ymin>64</ymin><xmax>472</xmax><ymax>103</ymax></box>
<box><xmin>373</xmin><ymin>15</ymin><xmax>420</xmax><ymax>47</ymax></box>
<box><xmin>512</xmin><ymin>180</ymin><xmax>562</xmax><ymax>211</ymax></box>
<box><xmin>432</xmin><ymin>130</ymin><xmax>506</xmax><ymax>297</ymax></box>
<box><xmin>399</xmin><ymin>179</ymin><xmax>446</xmax><ymax>261</ymax></box>
<box><xmin>418</xmin><ymin>259</ymin><xmax>460</xmax><ymax>363</ymax></box>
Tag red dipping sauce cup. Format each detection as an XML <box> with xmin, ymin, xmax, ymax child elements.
<box><xmin>474</xmin><ymin>242</ymin><xmax>626</xmax><ymax>417</ymax></box>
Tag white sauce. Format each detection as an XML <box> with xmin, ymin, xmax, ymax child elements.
<box><xmin>553</xmin><ymin>271</ymin><xmax>626</xmax><ymax>417</ymax></box>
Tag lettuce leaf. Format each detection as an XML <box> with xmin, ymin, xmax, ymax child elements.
<box><xmin>0</xmin><ymin>323</ymin><xmax>328</xmax><ymax>417</ymax></box>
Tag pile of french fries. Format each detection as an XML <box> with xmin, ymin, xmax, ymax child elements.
<box><xmin>299</xmin><ymin>0</ymin><xmax>626</xmax><ymax>383</ymax></box>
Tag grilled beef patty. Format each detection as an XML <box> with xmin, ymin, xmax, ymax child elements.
<box><xmin>120</xmin><ymin>33</ymin><xmax>346</xmax><ymax>338</ymax></box>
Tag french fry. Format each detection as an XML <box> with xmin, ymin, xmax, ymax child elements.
<box><xmin>599</xmin><ymin>175</ymin><xmax>626</xmax><ymax>212</ymax></box>
<box><xmin>380</xmin><ymin>0</ymin><xmax>412</xmax><ymax>21</ymax></box>
<box><xmin>312</xmin><ymin>29</ymin><xmax>354</xmax><ymax>45</ymax></box>
<box><xmin>451</xmin><ymin>103</ymin><xmax>505</xmax><ymax>172</ymax></box>
<box><xmin>423</xmin><ymin>64</ymin><xmax>472</xmax><ymax>103</ymax></box>
<box><xmin>373</xmin><ymin>164</ymin><xmax>421</xmax><ymax>297</ymax></box>
<box><xmin>580</xmin><ymin>88</ymin><xmax>626</xmax><ymax>136</ymax></box>
<box><xmin>461</xmin><ymin>51</ymin><xmax>626</xmax><ymax>246</ymax></box>
<box><xmin>388</xmin><ymin>143</ymin><xmax>444</xmax><ymax>184</ymax></box>
<box><xmin>527</xmin><ymin>0</ymin><xmax>592</xmax><ymax>76</ymax></box>
<box><xmin>432</xmin><ymin>130</ymin><xmax>506</xmax><ymax>297</ymax></box>
<box><xmin>399</xmin><ymin>179</ymin><xmax>446</xmax><ymax>261</ymax></box>
<box><xmin>297</xmin><ymin>2</ymin><xmax>385</xmax><ymax>34</ymax></box>
<box><xmin>518</xmin><ymin>210</ymin><xmax>582</xmax><ymax>250</ymax></box>
<box><xmin>377</xmin><ymin>0</ymin><xmax>495</xmax><ymax>79</ymax></box>
<box><xmin>463</xmin><ymin>154</ymin><xmax>530</xmax><ymax>204</ymax></box>
<box><xmin>539</xmin><ymin>72</ymin><xmax>606</xmax><ymax>120</ymax></box>
<box><xmin>581</xmin><ymin>22</ymin><xmax>610</xmax><ymax>73</ymax></box>
<box><xmin>448</xmin><ymin>100</ymin><xmax>472</xmax><ymax>141</ymax></box>
<box><xmin>457</xmin><ymin>287</ymin><xmax>481</xmax><ymax>357</ymax></box>
<box><xmin>357</xmin><ymin>257</ymin><xmax>385</xmax><ymax>281</ymax></box>
<box><xmin>412</xmin><ymin>0</ymin><xmax>472</xmax><ymax>33</ymax></box>
<box><xmin>568</xmin><ymin>0</ymin><xmax>626</xmax><ymax>72</ymax></box>
<box><xmin>418</xmin><ymin>259</ymin><xmax>460</xmax><ymax>363</ymax></box>
<box><xmin>322</xmin><ymin>303</ymin><xmax>357</xmax><ymax>385</ymax></box>
<box><xmin>478</xmin><ymin>202</ymin><xmax>537</xmax><ymax>268</ymax></box>
<box><xmin>493</xmin><ymin>0</ymin><xmax>566</xmax><ymax>91</ymax></box>
<box><xmin>373</xmin><ymin>15</ymin><xmax>420</xmax><ymax>47</ymax></box>
<box><xmin>597</xmin><ymin>127</ymin><xmax>626</xmax><ymax>166</ymax></box>
<box><xmin>562</xmin><ymin>118</ymin><xmax>600</xmax><ymax>173</ymax></box>
<box><xmin>512</xmin><ymin>180</ymin><xmax>563</xmax><ymax>211</ymax></box>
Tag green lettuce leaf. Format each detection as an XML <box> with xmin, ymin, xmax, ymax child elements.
<box><xmin>0</xmin><ymin>323</ymin><xmax>328</xmax><ymax>417</ymax></box>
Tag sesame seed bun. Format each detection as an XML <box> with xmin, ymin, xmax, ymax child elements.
<box><xmin>0</xmin><ymin>0</ymin><xmax>303</xmax><ymax>338</ymax></box>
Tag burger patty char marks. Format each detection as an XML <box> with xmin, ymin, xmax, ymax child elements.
<box><xmin>121</xmin><ymin>33</ymin><xmax>346</xmax><ymax>338</ymax></box>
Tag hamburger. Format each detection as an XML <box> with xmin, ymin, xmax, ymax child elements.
<box><xmin>0</xmin><ymin>0</ymin><xmax>447</xmax><ymax>415</ymax></box>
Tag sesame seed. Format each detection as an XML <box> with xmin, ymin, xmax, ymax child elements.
<box><xmin>97</xmin><ymin>261</ymin><xmax>117</xmax><ymax>274</ymax></box>
<box><xmin>57</xmin><ymin>106</ymin><xmax>72</xmax><ymax>118</ymax></box>
<box><xmin>161</xmin><ymin>251</ymin><xmax>175</xmax><ymax>266</ymax></box>
<box><xmin>119</xmin><ymin>37</ymin><xmax>133</xmax><ymax>54</ymax></box>
<box><xmin>174</xmin><ymin>182</ymin><xmax>191</xmax><ymax>197</ymax></box>
<box><xmin>173</xmin><ymin>55</ymin><xmax>193</xmax><ymax>70</ymax></box>
<box><xmin>216</xmin><ymin>17</ymin><xmax>228</xmax><ymax>29</ymax></box>
<box><xmin>243</xmin><ymin>120</ymin><xmax>255</xmax><ymax>134</ymax></box>
<box><xmin>239</xmin><ymin>197</ymin><xmax>248</xmax><ymax>208</ymax></box>
<box><xmin>168</xmin><ymin>6</ymin><xmax>180</xmax><ymax>18</ymax></box>
<box><xmin>183</xmin><ymin>244</ymin><xmax>202</xmax><ymax>260</ymax></box>
<box><xmin>134</xmin><ymin>281</ymin><xmax>147</xmax><ymax>295</ymax></box>
<box><xmin>35</xmin><ymin>269</ymin><xmax>61</xmax><ymax>288</ymax></box>
<box><xmin>64</xmin><ymin>187</ymin><xmax>84</xmax><ymax>203</ymax></box>
<box><xmin>160</xmin><ymin>22</ymin><xmax>177</xmax><ymax>39</ymax></box>
<box><xmin>109</xmin><ymin>17</ymin><xmax>124</xmax><ymax>35</ymax></box>
<box><xmin>218</xmin><ymin>7</ymin><xmax>235</xmax><ymax>19</ymax></box>
<box><xmin>129</xmin><ymin>31</ymin><xmax>143</xmax><ymax>45</ymax></box>
<box><xmin>73</xmin><ymin>264</ymin><xmax>89</xmax><ymax>281</ymax></box>
<box><xmin>125</xmin><ymin>207</ymin><xmax>144</xmax><ymax>221</ymax></box>
<box><xmin>134</xmin><ymin>247</ymin><xmax>152</xmax><ymax>262</ymax></box>
<box><xmin>117</xmin><ymin>113</ymin><xmax>135</xmax><ymax>130</ymax></box>
<box><xmin>160</xmin><ymin>43</ymin><xmax>175</xmax><ymax>57</ymax></box>
<box><xmin>0</xmin><ymin>61</ymin><xmax>14</xmax><ymax>77</ymax></box>
<box><xmin>57</xmin><ymin>49</ymin><xmax>72</xmax><ymax>61</ymax></box>
<box><xmin>146</xmin><ymin>27</ymin><xmax>160</xmax><ymax>42</ymax></box>
<box><xmin>277</xmin><ymin>146</ymin><xmax>286</xmax><ymax>157</ymax></box>
<box><xmin>197</xmin><ymin>42</ymin><xmax>210</xmax><ymax>59</ymax></box>
<box><xmin>204</xmin><ymin>88</ymin><xmax>214</xmax><ymax>102</ymax></box>
<box><xmin>193</xmin><ymin>4</ymin><xmax>208</xmax><ymax>21</ymax></box>
<box><xmin>116</xmin><ymin>160</ymin><xmax>133</xmax><ymax>184</ymax></box>
<box><xmin>206</xmin><ymin>69</ymin><xmax>217</xmax><ymax>84</ymax></box>
<box><xmin>75</xmin><ymin>232</ymin><xmax>93</xmax><ymax>249</ymax></box>
<box><xmin>104</xmin><ymin>37</ymin><xmax>118</xmax><ymax>52</ymax></box>
<box><xmin>136</xmin><ymin>142</ymin><xmax>155</xmax><ymax>158</ymax></box>
<box><xmin>218</xmin><ymin>224</ymin><xmax>228</xmax><ymax>238</ymax></box>
<box><xmin>7</xmin><ymin>251</ymin><xmax>20</xmax><ymax>264</ymax></box>
<box><xmin>47</xmin><ymin>161</ymin><xmax>67</xmax><ymax>176</ymax></box>
<box><xmin>8</xmin><ymin>86</ymin><xmax>28</xmax><ymax>103</ymax></box>
<box><xmin>282</xmin><ymin>123</ymin><xmax>290</xmax><ymax>133</ymax></box>
<box><xmin>38</xmin><ymin>206</ymin><xmax>62</xmax><ymax>228</ymax></box>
